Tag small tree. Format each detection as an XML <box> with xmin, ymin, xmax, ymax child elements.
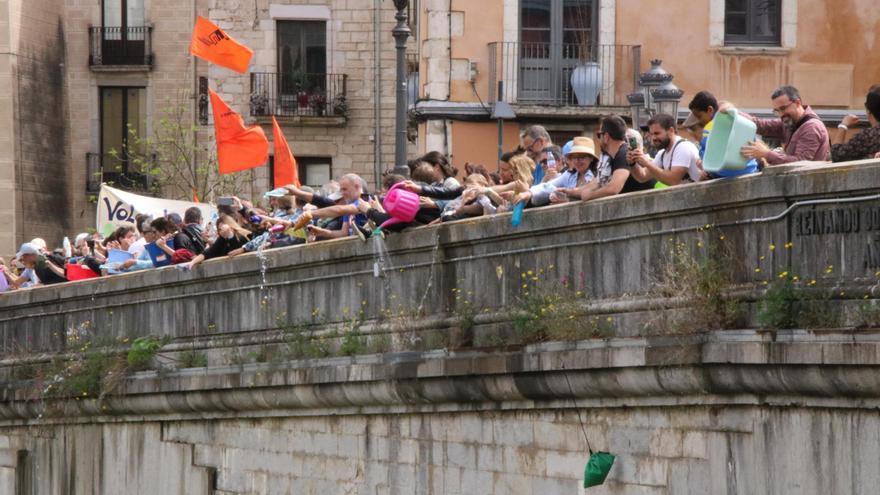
<box><xmin>112</xmin><ymin>93</ymin><xmax>247</xmax><ymax>201</ymax></box>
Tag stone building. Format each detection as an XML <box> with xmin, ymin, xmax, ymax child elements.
<box><xmin>413</xmin><ymin>0</ymin><xmax>880</xmax><ymax>172</ymax></box>
<box><xmin>0</xmin><ymin>0</ymin><xmax>413</xmax><ymax>258</ymax></box>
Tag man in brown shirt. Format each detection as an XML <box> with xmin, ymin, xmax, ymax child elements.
<box><xmin>734</xmin><ymin>86</ymin><xmax>830</xmax><ymax>165</ymax></box>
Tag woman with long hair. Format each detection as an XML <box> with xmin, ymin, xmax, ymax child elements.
<box><xmin>184</xmin><ymin>215</ymin><xmax>252</xmax><ymax>269</ymax></box>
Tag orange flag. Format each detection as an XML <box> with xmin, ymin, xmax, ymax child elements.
<box><xmin>189</xmin><ymin>16</ymin><xmax>253</xmax><ymax>74</ymax></box>
<box><xmin>209</xmin><ymin>89</ymin><xmax>269</xmax><ymax>174</ymax></box>
<box><xmin>272</xmin><ymin>117</ymin><xmax>300</xmax><ymax>188</ymax></box>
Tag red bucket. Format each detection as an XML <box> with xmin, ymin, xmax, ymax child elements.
<box><xmin>66</xmin><ymin>263</ymin><xmax>99</xmax><ymax>281</ymax></box>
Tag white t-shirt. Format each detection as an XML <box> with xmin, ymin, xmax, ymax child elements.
<box><xmin>653</xmin><ymin>137</ymin><xmax>701</xmax><ymax>183</ymax></box>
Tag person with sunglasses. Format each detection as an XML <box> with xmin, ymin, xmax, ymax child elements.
<box><xmin>723</xmin><ymin>85</ymin><xmax>829</xmax><ymax>165</ymax></box>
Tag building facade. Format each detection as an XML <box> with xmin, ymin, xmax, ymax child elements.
<box><xmin>412</xmin><ymin>0</ymin><xmax>880</xmax><ymax>173</ymax></box>
<box><xmin>1</xmin><ymin>0</ymin><xmax>412</xmax><ymax>258</ymax></box>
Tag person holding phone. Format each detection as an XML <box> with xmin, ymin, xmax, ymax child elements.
<box><xmin>628</xmin><ymin>113</ymin><xmax>702</xmax><ymax>186</ymax></box>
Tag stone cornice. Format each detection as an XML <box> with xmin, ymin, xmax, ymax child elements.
<box><xmin>4</xmin><ymin>331</ymin><xmax>880</xmax><ymax>424</ymax></box>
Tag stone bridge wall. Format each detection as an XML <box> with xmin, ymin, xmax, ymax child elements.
<box><xmin>2</xmin><ymin>161</ymin><xmax>880</xmax><ymax>494</ymax></box>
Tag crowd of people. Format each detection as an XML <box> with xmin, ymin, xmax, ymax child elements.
<box><xmin>2</xmin><ymin>85</ymin><xmax>880</xmax><ymax>292</ymax></box>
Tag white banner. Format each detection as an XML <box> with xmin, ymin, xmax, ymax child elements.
<box><xmin>96</xmin><ymin>184</ymin><xmax>218</xmax><ymax>237</ymax></box>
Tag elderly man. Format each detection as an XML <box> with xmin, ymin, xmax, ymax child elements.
<box><xmin>5</xmin><ymin>242</ymin><xmax>67</xmax><ymax>288</ymax></box>
<box><xmin>291</xmin><ymin>173</ymin><xmax>370</xmax><ymax>240</ymax></box>
<box><xmin>729</xmin><ymin>86</ymin><xmax>830</xmax><ymax>165</ymax></box>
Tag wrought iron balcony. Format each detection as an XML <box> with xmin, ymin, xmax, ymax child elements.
<box><xmin>488</xmin><ymin>42</ymin><xmax>641</xmax><ymax>108</ymax></box>
<box><xmin>86</xmin><ymin>153</ymin><xmax>152</xmax><ymax>194</ymax></box>
<box><xmin>249</xmin><ymin>72</ymin><xmax>348</xmax><ymax>118</ymax></box>
<box><xmin>89</xmin><ymin>26</ymin><xmax>153</xmax><ymax>68</ymax></box>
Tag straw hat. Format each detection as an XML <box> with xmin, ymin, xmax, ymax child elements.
<box><xmin>565</xmin><ymin>136</ymin><xmax>598</xmax><ymax>160</ymax></box>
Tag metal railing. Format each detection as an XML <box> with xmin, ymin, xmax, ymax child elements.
<box><xmin>89</xmin><ymin>26</ymin><xmax>153</xmax><ymax>66</ymax></box>
<box><xmin>488</xmin><ymin>42</ymin><xmax>640</xmax><ymax>107</ymax></box>
<box><xmin>249</xmin><ymin>73</ymin><xmax>348</xmax><ymax>118</ymax></box>
<box><xmin>86</xmin><ymin>153</ymin><xmax>152</xmax><ymax>194</ymax></box>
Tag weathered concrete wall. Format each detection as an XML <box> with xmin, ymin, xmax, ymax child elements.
<box><xmin>2</xmin><ymin>160</ymin><xmax>880</xmax><ymax>350</ymax></box>
<box><xmin>3</xmin><ymin>333</ymin><xmax>880</xmax><ymax>493</ymax></box>
<box><xmin>5</xmin><ymin>0</ymin><xmax>70</xmax><ymax>255</ymax></box>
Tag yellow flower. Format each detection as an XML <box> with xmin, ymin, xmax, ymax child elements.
<box><xmin>606</xmin><ymin>316</ymin><xmax>613</xmax><ymax>322</ymax></box>
<box><xmin>762</xmin><ymin>281</ymin><xmax>769</xmax><ymax>285</ymax></box>
<box><xmin>778</xmin><ymin>271</ymin><xmax>788</xmax><ymax>279</ymax></box>
<box><xmin>527</xmin><ymin>270</ymin><xmax>534</xmax><ymax>276</ymax></box>
<box><xmin>697</xmin><ymin>241</ymin><xmax>704</xmax><ymax>248</ymax></box>
<box><xmin>809</xmin><ymin>279</ymin><xmax>817</xmax><ymax>286</ymax></box>
<box><xmin>576</xmin><ymin>291</ymin><xmax>584</xmax><ymax>297</ymax></box>
<box><xmin>792</xmin><ymin>276</ymin><xmax>799</xmax><ymax>282</ymax></box>
<box><xmin>769</xmin><ymin>244</ymin><xmax>776</xmax><ymax>251</ymax></box>
<box><xmin>522</xmin><ymin>284</ymin><xmax>528</xmax><ymax>288</ymax></box>
<box><xmin>760</xmin><ymin>256</ymin><xmax>765</xmax><ymax>261</ymax></box>
<box><xmin>755</xmin><ymin>268</ymin><xmax>761</xmax><ymax>273</ymax></box>
<box><xmin>719</xmin><ymin>235</ymin><xmax>725</xmax><ymax>240</ymax></box>
<box><xmin>784</xmin><ymin>242</ymin><xmax>793</xmax><ymax>249</ymax></box>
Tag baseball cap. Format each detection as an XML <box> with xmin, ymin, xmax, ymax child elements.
<box><xmin>327</xmin><ymin>191</ymin><xmax>344</xmax><ymax>202</ymax></box>
<box><xmin>16</xmin><ymin>243</ymin><xmax>40</xmax><ymax>258</ymax></box>
<box><xmin>263</xmin><ymin>187</ymin><xmax>289</xmax><ymax>199</ymax></box>
<box><xmin>682</xmin><ymin>111</ymin><xmax>700</xmax><ymax>128</ymax></box>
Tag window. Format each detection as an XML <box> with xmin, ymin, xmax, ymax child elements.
<box><xmin>277</xmin><ymin>20</ymin><xmax>327</xmax><ymax>94</ymax></box>
<box><xmin>724</xmin><ymin>0</ymin><xmax>781</xmax><ymax>46</ymax></box>
<box><xmin>101</xmin><ymin>0</ymin><xmax>148</xmax><ymax>64</ymax></box>
<box><xmin>518</xmin><ymin>0</ymin><xmax>597</xmax><ymax>104</ymax></box>
<box><xmin>269</xmin><ymin>156</ymin><xmax>332</xmax><ymax>189</ymax></box>
<box><xmin>101</xmin><ymin>87</ymin><xmax>147</xmax><ymax>188</ymax></box>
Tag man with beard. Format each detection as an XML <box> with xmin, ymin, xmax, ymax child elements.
<box><xmin>576</xmin><ymin>114</ymin><xmax>655</xmax><ymax>201</ymax></box>
<box><xmin>729</xmin><ymin>86</ymin><xmax>830</xmax><ymax>165</ymax></box>
<box><xmin>628</xmin><ymin>113</ymin><xmax>702</xmax><ymax>186</ymax></box>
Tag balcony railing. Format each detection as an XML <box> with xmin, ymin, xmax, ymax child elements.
<box><xmin>250</xmin><ymin>73</ymin><xmax>348</xmax><ymax>118</ymax></box>
<box><xmin>86</xmin><ymin>153</ymin><xmax>152</xmax><ymax>194</ymax></box>
<box><xmin>488</xmin><ymin>43</ymin><xmax>641</xmax><ymax>107</ymax></box>
<box><xmin>89</xmin><ymin>26</ymin><xmax>153</xmax><ymax>67</ymax></box>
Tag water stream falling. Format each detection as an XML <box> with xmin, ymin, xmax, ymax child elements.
<box><xmin>256</xmin><ymin>242</ymin><xmax>270</xmax><ymax>308</ymax></box>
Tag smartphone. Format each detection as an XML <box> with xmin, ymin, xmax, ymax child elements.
<box><xmin>217</xmin><ymin>197</ymin><xmax>235</xmax><ymax>207</ymax></box>
<box><xmin>628</xmin><ymin>136</ymin><xmax>639</xmax><ymax>150</ymax></box>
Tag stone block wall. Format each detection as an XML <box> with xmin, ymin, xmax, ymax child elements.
<box><xmin>4</xmin><ymin>0</ymin><xmax>70</xmax><ymax>256</ymax></box>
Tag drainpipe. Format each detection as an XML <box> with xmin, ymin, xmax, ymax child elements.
<box><xmin>373</xmin><ymin>0</ymin><xmax>382</xmax><ymax>189</ymax></box>
<box><xmin>192</xmin><ymin>0</ymin><xmax>199</xmax><ymax>196</ymax></box>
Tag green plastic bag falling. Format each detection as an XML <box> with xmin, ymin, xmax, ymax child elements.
<box><xmin>583</xmin><ymin>451</ymin><xmax>615</xmax><ymax>488</ymax></box>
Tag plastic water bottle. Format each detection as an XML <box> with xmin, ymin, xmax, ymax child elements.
<box><xmin>62</xmin><ymin>236</ymin><xmax>72</xmax><ymax>258</ymax></box>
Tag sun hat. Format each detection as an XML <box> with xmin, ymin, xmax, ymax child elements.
<box><xmin>566</xmin><ymin>136</ymin><xmax>598</xmax><ymax>160</ymax></box>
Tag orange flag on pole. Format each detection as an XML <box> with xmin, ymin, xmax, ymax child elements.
<box><xmin>209</xmin><ymin>89</ymin><xmax>269</xmax><ymax>174</ymax></box>
<box><xmin>189</xmin><ymin>16</ymin><xmax>253</xmax><ymax>74</ymax></box>
<box><xmin>272</xmin><ymin>117</ymin><xmax>300</xmax><ymax>188</ymax></box>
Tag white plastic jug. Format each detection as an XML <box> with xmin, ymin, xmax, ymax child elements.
<box><xmin>702</xmin><ymin>108</ymin><xmax>757</xmax><ymax>172</ymax></box>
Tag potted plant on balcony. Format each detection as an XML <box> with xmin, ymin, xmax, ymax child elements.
<box><xmin>569</xmin><ymin>4</ymin><xmax>603</xmax><ymax>106</ymax></box>
<box><xmin>309</xmin><ymin>92</ymin><xmax>327</xmax><ymax>116</ymax></box>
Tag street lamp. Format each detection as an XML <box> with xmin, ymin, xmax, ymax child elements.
<box><xmin>392</xmin><ymin>0</ymin><xmax>411</xmax><ymax>177</ymax></box>
<box><xmin>626</xmin><ymin>59</ymin><xmax>683</xmax><ymax>129</ymax></box>
<box><xmin>651</xmin><ymin>79</ymin><xmax>684</xmax><ymax>119</ymax></box>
